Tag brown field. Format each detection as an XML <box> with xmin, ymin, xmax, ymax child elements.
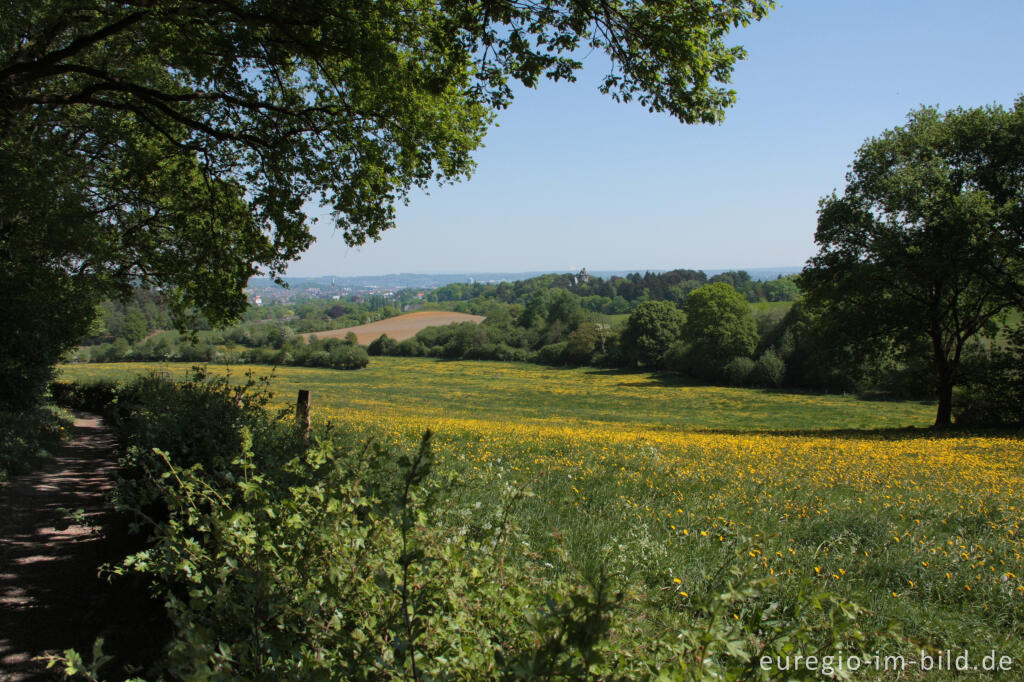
<box><xmin>301</xmin><ymin>310</ymin><xmax>485</xmax><ymax>344</ymax></box>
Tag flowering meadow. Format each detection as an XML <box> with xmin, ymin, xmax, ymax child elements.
<box><xmin>61</xmin><ymin>359</ymin><xmax>1024</xmax><ymax>677</ymax></box>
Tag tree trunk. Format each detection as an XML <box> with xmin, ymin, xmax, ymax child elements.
<box><xmin>935</xmin><ymin>369</ymin><xmax>954</xmax><ymax>427</ymax></box>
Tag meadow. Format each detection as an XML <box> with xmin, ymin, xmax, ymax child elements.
<box><xmin>60</xmin><ymin>359</ymin><xmax>1024</xmax><ymax>678</ymax></box>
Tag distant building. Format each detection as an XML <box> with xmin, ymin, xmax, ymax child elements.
<box><xmin>572</xmin><ymin>268</ymin><xmax>590</xmax><ymax>286</ymax></box>
<box><xmin>252</xmin><ymin>295</ymin><xmax>262</xmax><ymax>306</ymax></box>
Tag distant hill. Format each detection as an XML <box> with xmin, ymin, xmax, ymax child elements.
<box><xmin>251</xmin><ymin>267</ymin><xmax>802</xmax><ymax>291</ymax></box>
<box><xmin>704</xmin><ymin>267</ymin><xmax>802</xmax><ymax>281</ymax></box>
<box><xmin>301</xmin><ymin>311</ymin><xmax>485</xmax><ymax>344</ymax></box>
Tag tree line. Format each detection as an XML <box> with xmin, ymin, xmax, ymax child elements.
<box><xmin>372</xmin><ymin>265</ymin><xmax>1024</xmax><ymax>427</ymax></box>
<box><xmin>428</xmin><ymin>269</ymin><xmax>799</xmax><ymax>314</ymax></box>
<box><xmin>370</xmin><ymin>283</ymin><xmax>800</xmax><ymax>386</ymax></box>
<box><xmin>73</xmin><ymin>237</ymin><xmax>1024</xmax><ymax>427</ymax></box>
<box><xmin>73</xmin><ymin>292</ymin><xmax>389</xmax><ymax>369</ymax></box>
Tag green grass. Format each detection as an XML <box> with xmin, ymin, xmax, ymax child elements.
<box><xmin>749</xmin><ymin>300</ymin><xmax>796</xmax><ymax>314</ymax></box>
<box><xmin>58</xmin><ymin>359</ymin><xmax>1024</xmax><ymax>678</ymax></box>
<box><xmin>59</xmin><ymin>357</ymin><xmax>934</xmax><ymax>432</ymax></box>
<box><xmin>596</xmin><ymin>312</ymin><xmax>630</xmax><ymax>326</ymax></box>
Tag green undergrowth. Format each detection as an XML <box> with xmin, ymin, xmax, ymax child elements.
<box><xmin>0</xmin><ymin>403</ymin><xmax>72</xmax><ymax>482</ymax></box>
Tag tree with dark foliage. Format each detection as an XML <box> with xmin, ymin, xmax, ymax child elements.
<box><xmin>801</xmin><ymin>100</ymin><xmax>1024</xmax><ymax>426</ymax></box>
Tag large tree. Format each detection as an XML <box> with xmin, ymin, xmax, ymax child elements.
<box><xmin>621</xmin><ymin>300</ymin><xmax>686</xmax><ymax>367</ymax></box>
<box><xmin>679</xmin><ymin>281</ymin><xmax>756</xmax><ymax>378</ymax></box>
<box><xmin>1</xmin><ymin>0</ymin><xmax>773</xmax><ymax>405</ymax></box>
<box><xmin>801</xmin><ymin>99</ymin><xmax>1024</xmax><ymax>426</ymax></box>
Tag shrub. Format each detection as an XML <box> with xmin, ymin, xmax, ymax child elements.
<box><xmin>368</xmin><ymin>334</ymin><xmax>399</xmax><ymax>356</ymax></box>
<box><xmin>752</xmin><ymin>348</ymin><xmax>786</xmax><ymax>387</ymax></box>
<box><xmin>239</xmin><ymin>347</ymin><xmax>274</xmax><ymax>364</ymax></box>
<box><xmin>51</xmin><ymin>379</ymin><xmax>120</xmax><ymax>413</ymax></box>
<box><xmin>329</xmin><ymin>344</ymin><xmax>370</xmax><ymax>369</ymax></box>
<box><xmin>662</xmin><ymin>340</ymin><xmax>692</xmax><ymax>375</ymax></box>
<box><xmin>723</xmin><ymin>356</ymin><xmax>756</xmax><ymax>386</ymax></box>
<box><xmin>395</xmin><ymin>338</ymin><xmax>426</xmax><ymax>357</ymax></box>
<box><xmin>536</xmin><ymin>341</ymin><xmax>568</xmax><ymax>365</ymax></box>
<box><xmin>564</xmin><ymin>323</ymin><xmax>602</xmax><ymax>365</ymax></box>
<box><xmin>490</xmin><ymin>344</ymin><xmax>528</xmax><ymax>363</ymax></box>
<box><xmin>440</xmin><ymin>322</ymin><xmax>483</xmax><ymax>358</ymax></box>
<box><xmin>304</xmin><ymin>349</ymin><xmax>332</xmax><ymax>367</ymax></box>
<box><xmin>87</xmin><ymin>372</ymin><xmax>624</xmax><ymax>678</ymax></box>
<box><xmin>0</xmin><ymin>404</ymin><xmax>71</xmax><ymax>481</ymax></box>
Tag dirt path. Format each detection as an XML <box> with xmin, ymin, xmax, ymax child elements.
<box><xmin>0</xmin><ymin>412</ymin><xmax>122</xmax><ymax>680</ymax></box>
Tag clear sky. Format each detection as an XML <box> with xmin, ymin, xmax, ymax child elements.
<box><xmin>289</xmin><ymin>0</ymin><xmax>1024</xmax><ymax>277</ymax></box>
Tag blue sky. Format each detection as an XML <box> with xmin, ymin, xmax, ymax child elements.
<box><xmin>290</xmin><ymin>0</ymin><xmax>1024</xmax><ymax>277</ymax></box>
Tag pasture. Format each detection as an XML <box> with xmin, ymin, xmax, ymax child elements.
<box><xmin>60</xmin><ymin>358</ymin><xmax>1024</xmax><ymax>677</ymax></box>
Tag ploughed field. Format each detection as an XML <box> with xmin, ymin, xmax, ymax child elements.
<box><xmin>301</xmin><ymin>310</ymin><xmax>484</xmax><ymax>344</ymax></box>
<box><xmin>61</xmin><ymin>358</ymin><xmax>1024</xmax><ymax>675</ymax></box>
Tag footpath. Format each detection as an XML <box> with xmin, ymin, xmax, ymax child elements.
<box><xmin>0</xmin><ymin>412</ymin><xmax>131</xmax><ymax>680</ymax></box>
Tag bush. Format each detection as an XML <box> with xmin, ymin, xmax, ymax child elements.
<box><xmin>662</xmin><ymin>340</ymin><xmax>692</xmax><ymax>375</ymax></box>
<box><xmin>329</xmin><ymin>344</ymin><xmax>369</xmax><ymax>369</ymax></box>
<box><xmin>682</xmin><ymin>283</ymin><xmax>757</xmax><ymax>375</ymax></box>
<box><xmin>440</xmin><ymin>322</ymin><xmax>484</xmax><ymax>358</ymax></box>
<box><xmin>243</xmin><ymin>347</ymin><xmax>279</xmax><ymax>364</ymax></box>
<box><xmin>51</xmin><ymin>379</ymin><xmax>120</xmax><ymax>413</ymax></box>
<box><xmin>723</xmin><ymin>356</ymin><xmax>756</xmax><ymax>386</ymax></box>
<box><xmin>0</xmin><ymin>404</ymin><xmax>71</xmax><ymax>481</ymax></box>
<box><xmin>304</xmin><ymin>350</ymin><xmax>332</xmax><ymax>367</ymax></box>
<box><xmin>536</xmin><ymin>342</ymin><xmax>568</xmax><ymax>365</ymax></box>
<box><xmin>367</xmin><ymin>334</ymin><xmax>399</xmax><ymax>356</ymax></box>
<box><xmin>490</xmin><ymin>344</ymin><xmax>528</xmax><ymax>363</ymax></box>
<box><xmin>563</xmin><ymin>323</ymin><xmax>602</xmax><ymax>365</ymax></box>
<box><xmin>395</xmin><ymin>338</ymin><xmax>426</xmax><ymax>357</ymax></box>
<box><xmin>752</xmin><ymin>348</ymin><xmax>786</xmax><ymax>387</ymax></box>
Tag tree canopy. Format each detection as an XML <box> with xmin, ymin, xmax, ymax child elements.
<box><xmin>678</xmin><ymin>282</ymin><xmax>757</xmax><ymax>378</ymax></box>
<box><xmin>800</xmin><ymin>99</ymin><xmax>1024</xmax><ymax>426</ymax></box>
<box><xmin>1</xmin><ymin>0</ymin><xmax>773</xmax><ymax>405</ymax></box>
<box><xmin>621</xmin><ymin>300</ymin><xmax>686</xmax><ymax>367</ymax></box>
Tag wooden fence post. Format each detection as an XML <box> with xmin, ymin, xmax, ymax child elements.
<box><xmin>296</xmin><ymin>389</ymin><xmax>311</xmax><ymax>440</ymax></box>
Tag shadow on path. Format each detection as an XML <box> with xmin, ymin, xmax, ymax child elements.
<box><xmin>0</xmin><ymin>411</ymin><xmax>164</xmax><ymax>681</ymax></box>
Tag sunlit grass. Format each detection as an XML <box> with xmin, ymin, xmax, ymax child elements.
<box><xmin>60</xmin><ymin>357</ymin><xmax>934</xmax><ymax>432</ymax></box>
<box><xmin>60</xmin><ymin>359</ymin><xmax>1024</xmax><ymax>675</ymax></box>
